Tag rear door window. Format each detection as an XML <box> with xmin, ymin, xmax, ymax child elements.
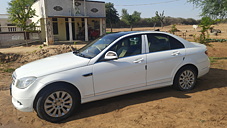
<box><xmin>147</xmin><ymin>33</ymin><xmax>184</xmax><ymax>53</ymax></box>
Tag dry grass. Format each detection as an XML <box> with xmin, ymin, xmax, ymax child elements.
<box><xmin>106</xmin><ymin>23</ymin><xmax>227</xmax><ymax>42</ymax></box>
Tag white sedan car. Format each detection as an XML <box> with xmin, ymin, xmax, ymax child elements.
<box><xmin>11</xmin><ymin>31</ymin><xmax>210</xmax><ymax>122</ymax></box>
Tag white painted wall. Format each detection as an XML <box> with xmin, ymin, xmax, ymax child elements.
<box><xmin>0</xmin><ymin>14</ymin><xmax>10</xmax><ymax>27</ymax></box>
<box><xmin>42</xmin><ymin>0</ymin><xmax>105</xmax><ymax>17</ymax></box>
<box><xmin>86</xmin><ymin>1</ymin><xmax>105</xmax><ymax>17</ymax></box>
<box><xmin>31</xmin><ymin>0</ymin><xmax>45</xmax><ymax>26</ymax></box>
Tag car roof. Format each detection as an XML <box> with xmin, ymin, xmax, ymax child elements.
<box><xmin>106</xmin><ymin>31</ymin><xmax>195</xmax><ymax>48</ymax></box>
<box><xmin>107</xmin><ymin>31</ymin><xmax>169</xmax><ymax>37</ymax></box>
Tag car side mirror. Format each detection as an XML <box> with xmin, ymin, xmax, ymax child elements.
<box><xmin>104</xmin><ymin>51</ymin><xmax>118</xmax><ymax>60</ymax></box>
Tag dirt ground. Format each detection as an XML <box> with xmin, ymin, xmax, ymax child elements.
<box><xmin>0</xmin><ymin>25</ymin><xmax>227</xmax><ymax>128</ymax></box>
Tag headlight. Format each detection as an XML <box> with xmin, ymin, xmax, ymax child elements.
<box><xmin>16</xmin><ymin>77</ymin><xmax>37</xmax><ymax>89</ymax></box>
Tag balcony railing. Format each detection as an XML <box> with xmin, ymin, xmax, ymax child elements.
<box><xmin>0</xmin><ymin>26</ymin><xmax>41</xmax><ymax>32</ymax></box>
<box><xmin>0</xmin><ymin>26</ymin><xmax>22</xmax><ymax>32</ymax></box>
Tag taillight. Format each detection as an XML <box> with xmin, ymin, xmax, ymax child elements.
<box><xmin>205</xmin><ymin>50</ymin><xmax>208</xmax><ymax>55</ymax></box>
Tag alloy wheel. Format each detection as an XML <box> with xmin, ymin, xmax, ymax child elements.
<box><xmin>179</xmin><ymin>70</ymin><xmax>195</xmax><ymax>90</ymax></box>
<box><xmin>44</xmin><ymin>91</ymin><xmax>73</xmax><ymax>117</ymax></box>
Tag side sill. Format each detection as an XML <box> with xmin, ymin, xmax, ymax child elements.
<box><xmin>81</xmin><ymin>81</ymin><xmax>172</xmax><ymax>104</ymax></box>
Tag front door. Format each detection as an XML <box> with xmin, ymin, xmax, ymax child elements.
<box><xmin>93</xmin><ymin>35</ymin><xmax>147</xmax><ymax>95</ymax></box>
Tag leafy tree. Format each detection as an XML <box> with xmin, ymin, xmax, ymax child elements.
<box><xmin>182</xmin><ymin>18</ymin><xmax>198</xmax><ymax>25</ymax></box>
<box><xmin>105</xmin><ymin>2</ymin><xmax>119</xmax><ymax>32</ymax></box>
<box><xmin>194</xmin><ymin>17</ymin><xmax>219</xmax><ymax>45</ymax></box>
<box><xmin>188</xmin><ymin>0</ymin><xmax>227</xmax><ymax>19</ymax></box>
<box><xmin>155</xmin><ymin>11</ymin><xmax>165</xmax><ymax>28</ymax></box>
<box><xmin>151</xmin><ymin>16</ymin><xmax>159</xmax><ymax>29</ymax></box>
<box><xmin>169</xmin><ymin>24</ymin><xmax>179</xmax><ymax>34</ymax></box>
<box><xmin>7</xmin><ymin>0</ymin><xmax>37</xmax><ymax>45</ymax></box>
<box><xmin>121</xmin><ymin>9</ymin><xmax>141</xmax><ymax>31</ymax></box>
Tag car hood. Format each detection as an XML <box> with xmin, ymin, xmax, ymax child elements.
<box><xmin>15</xmin><ymin>52</ymin><xmax>90</xmax><ymax>79</ymax></box>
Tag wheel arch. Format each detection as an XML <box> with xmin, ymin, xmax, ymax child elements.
<box><xmin>33</xmin><ymin>81</ymin><xmax>81</xmax><ymax>110</ymax></box>
<box><xmin>174</xmin><ymin>64</ymin><xmax>198</xmax><ymax>79</ymax></box>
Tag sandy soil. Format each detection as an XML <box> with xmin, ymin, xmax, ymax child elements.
<box><xmin>0</xmin><ymin>25</ymin><xmax>227</xmax><ymax>128</ymax></box>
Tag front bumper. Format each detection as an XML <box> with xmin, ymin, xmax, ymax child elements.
<box><xmin>11</xmin><ymin>83</ymin><xmax>35</xmax><ymax>112</ymax></box>
<box><xmin>12</xmin><ymin>96</ymin><xmax>34</xmax><ymax>112</ymax></box>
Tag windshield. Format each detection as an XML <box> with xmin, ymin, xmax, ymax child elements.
<box><xmin>75</xmin><ymin>34</ymin><xmax>120</xmax><ymax>58</ymax></box>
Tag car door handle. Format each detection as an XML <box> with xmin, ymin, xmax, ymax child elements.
<box><xmin>133</xmin><ymin>58</ymin><xmax>144</xmax><ymax>63</ymax></box>
<box><xmin>171</xmin><ymin>51</ymin><xmax>180</xmax><ymax>56</ymax></box>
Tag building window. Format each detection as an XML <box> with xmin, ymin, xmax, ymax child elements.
<box><xmin>52</xmin><ymin>18</ymin><xmax>58</xmax><ymax>21</ymax></box>
<box><xmin>52</xmin><ymin>18</ymin><xmax>58</xmax><ymax>35</ymax></box>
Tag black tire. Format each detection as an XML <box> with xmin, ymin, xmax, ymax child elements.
<box><xmin>36</xmin><ymin>84</ymin><xmax>80</xmax><ymax>122</ymax></box>
<box><xmin>173</xmin><ymin>66</ymin><xmax>197</xmax><ymax>91</ymax></box>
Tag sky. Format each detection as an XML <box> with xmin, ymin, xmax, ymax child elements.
<box><xmin>0</xmin><ymin>0</ymin><xmax>201</xmax><ymax>19</ymax></box>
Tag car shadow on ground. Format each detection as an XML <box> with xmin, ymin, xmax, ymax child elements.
<box><xmin>64</xmin><ymin>68</ymin><xmax>227</xmax><ymax>123</ymax></box>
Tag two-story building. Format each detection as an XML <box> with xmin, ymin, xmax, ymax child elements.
<box><xmin>0</xmin><ymin>14</ymin><xmax>22</xmax><ymax>33</ymax></box>
<box><xmin>32</xmin><ymin>0</ymin><xmax>106</xmax><ymax>45</ymax></box>
<box><xmin>0</xmin><ymin>14</ymin><xmax>28</xmax><ymax>47</ymax></box>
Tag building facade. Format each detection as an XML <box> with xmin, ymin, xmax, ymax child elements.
<box><xmin>0</xmin><ymin>14</ymin><xmax>40</xmax><ymax>47</ymax></box>
<box><xmin>0</xmin><ymin>14</ymin><xmax>22</xmax><ymax>33</ymax></box>
<box><xmin>32</xmin><ymin>0</ymin><xmax>106</xmax><ymax>44</ymax></box>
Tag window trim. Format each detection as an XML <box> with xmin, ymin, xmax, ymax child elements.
<box><xmin>96</xmin><ymin>34</ymin><xmax>146</xmax><ymax>62</ymax></box>
<box><xmin>145</xmin><ymin>33</ymin><xmax>185</xmax><ymax>53</ymax></box>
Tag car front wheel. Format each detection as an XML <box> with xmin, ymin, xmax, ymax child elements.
<box><xmin>173</xmin><ymin>67</ymin><xmax>197</xmax><ymax>91</ymax></box>
<box><xmin>35</xmin><ymin>84</ymin><xmax>80</xmax><ymax>122</ymax></box>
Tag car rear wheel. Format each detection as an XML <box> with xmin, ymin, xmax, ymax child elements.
<box><xmin>36</xmin><ymin>84</ymin><xmax>80</xmax><ymax>122</ymax></box>
<box><xmin>173</xmin><ymin>67</ymin><xmax>197</xmax><ymax>91</ymax></box>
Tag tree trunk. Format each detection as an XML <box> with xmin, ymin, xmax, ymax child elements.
<box><xmin>110</xmin><ymin>23</ymin><xmax>113</xmax><ymax>33</ymax></box>
<box><xmin>153</xmin><ymin>23</ymin><xmax>156</xmax><ymax>29</ymax></box>
<box><xmin>130</xmin><ymin>25</ymin><xmax>133</xmax><ymax>31</ymax></box>
<box><xmin>24</xmin><ymin>31</ymin><xmax>28</xmax><ymax>46</ymax></box>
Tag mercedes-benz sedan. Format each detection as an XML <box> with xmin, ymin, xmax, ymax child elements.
<box><xmin>11</xmin><ymin>31</ymin><xmax>210</xmax><ymax>122</ymax></box>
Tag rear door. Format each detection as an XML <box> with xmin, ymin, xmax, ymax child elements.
<box><xmin>146</xmin><ymin>33</ymin><xmax>186</xmax><ymax>85</ymax></box>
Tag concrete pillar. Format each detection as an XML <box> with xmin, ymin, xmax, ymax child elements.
<box><xmin>100</xmin><ymin>18</ymin><xmax>103</xmax><ymax>36</ymax></box>
<box><xmin>44</xmin><ymin>18</ymin><xmax>54</xmax><ymax>45</ymax></box>
<box><xmin>84</xmin><ymin>0</ymin><xmax>87</xmax><ymax>16</ymax></box>
<box><xmin>73</xmin><ymin>0</ymin><xmax>75</xmax><ymax>16</ymax></box>
<box><xmin>68</xmin><ymin>18</ymin><xmax>73</xmax><ymax>41</ymax></box>
<box><xmin>102</xmin><ymin>18</ymin><xmax>106</xmax><ymax>35</ymax></box>
<box><xmin>85</xmin><ymin>18</ymin><xmax>88</xmax><ymax>41</ymax></box>
<box><xmin>43</xmin><ymin>0</ymin><xmax>54</xmax><ymax>45</ymax></box>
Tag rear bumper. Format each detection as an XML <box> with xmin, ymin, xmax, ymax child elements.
<box><xmin>198</xmin><ymin>66</ymin><xmax>209</xmax><ymax>78</ymax></box>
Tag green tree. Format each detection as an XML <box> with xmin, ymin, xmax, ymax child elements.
<box><xmin>155</xmin><ymin>11</ymin><xmax>165</xmax><ymax>28</ymax></box>
<box><xmin>194</xmin><ymin>17</ymin><xmax>219</xmax><ymax>45</ymax></box>
<box><xmin>105</xmin><ymin>2</ymin><xmax>119</xmax><ymax>32</ymax></box>
<box><xmin>151</xmin><ymin>16</ymin><xmax>159</xmax><ymax>29</ymax></box>
<box><xmin>169</xmin><ymin>24</ymin><xmax>179</xmax><ymax>34</ymax></box>
<box><xmin>121</xmin><ymin>9</ymin><xmax>141</xmax><ymax>31</ymax></box>
<box><xmin>188</xmin><ymin>0</ymin><xmax>227</xmax><ymax>19</ymax></box>
<box><xmin>7</xmin><ymin>0</ymin><xmax>37</xmax><ymax>45</ymax></box>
